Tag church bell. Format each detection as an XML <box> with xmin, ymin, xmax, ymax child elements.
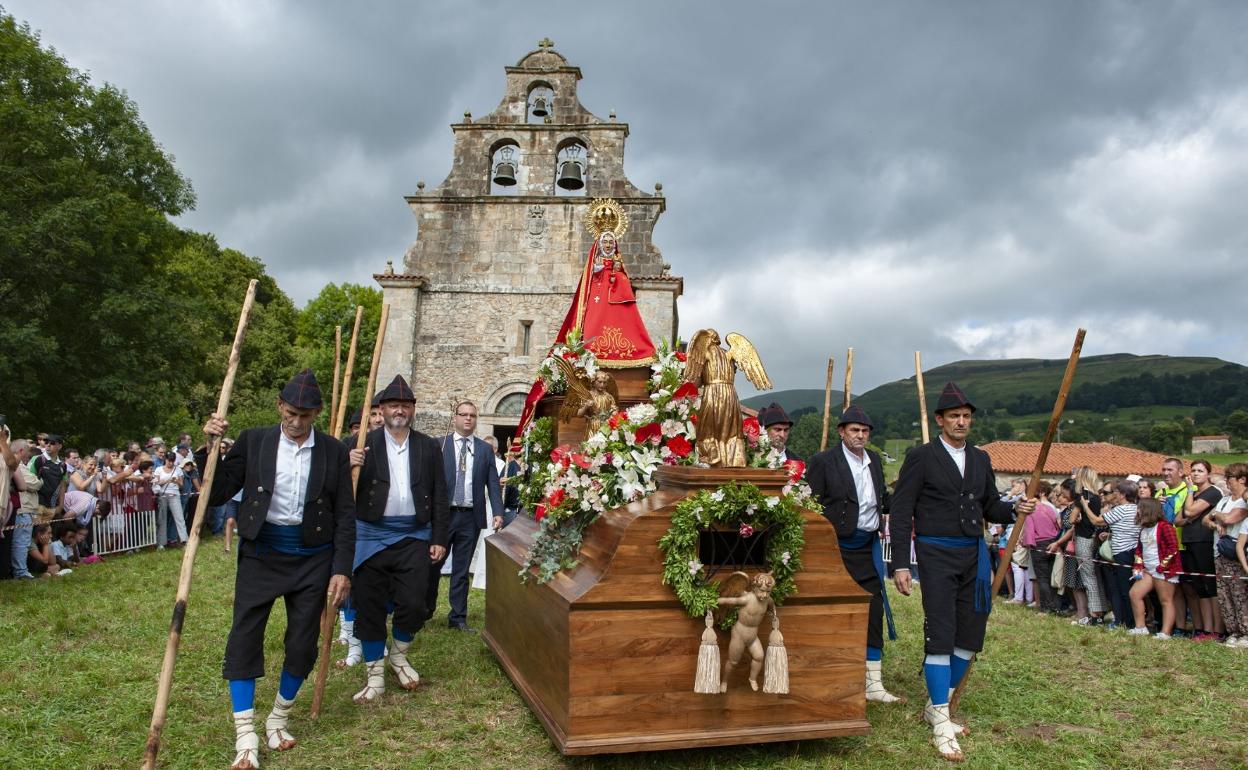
<box><xmin>530</xmin><ymin>96</ymin><xmax>550</xmax><ymax>118</ymax></box>
<box><xmin>493</xmin><ymin>147</ymin><xmax>518</xmax><ymax>187</ymax></box>
<box><xmin>557</xmin><ymin>161</ymin><xmax>584</xmax><ymax>190</ymax></box>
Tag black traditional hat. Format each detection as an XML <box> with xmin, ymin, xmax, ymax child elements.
<box><xmin>376</xmin><ymin>374</ymin><xmax>416</xmax><ymax>403</ymax></box>
<box><xmin>348</xmin><ymin>408</ymin><xmax>363</xmax><ymax>429</ymax></box>
<box><xmin>757</xmin><ymin>402</ymin><xmax>793</xmax><ymax>428</ymax></box>
<box><xmin>278</xmin><ymin>368</ymin><xmax>324</xmax><ymax>410</ymax></box>
<box><xmin>370</xmin><ymin>390</ymin><xmax>383</xmax><ymax>408</ymax></box>
<box><xmin>838</xmin><ymin>404</ymin><xmax>874</xmax><ymax>429</ymax></box>
<box><xmin>934</xmin><ymin>381</ymin><xmax>976</xmax><ymax>414</ymax></box>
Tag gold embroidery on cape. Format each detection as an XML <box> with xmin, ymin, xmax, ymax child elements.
<box><xmin>586</xmin><ymin>326</ymin><xmax>637</xmax><ymax>359</ymax></box>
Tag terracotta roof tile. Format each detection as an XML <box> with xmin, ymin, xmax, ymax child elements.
<box><xmin>979</xmin><ymin>441</ymin><xmax>1222</xmax><ymax>477</ymax></box>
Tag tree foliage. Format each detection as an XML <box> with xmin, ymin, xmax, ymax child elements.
<box><xmin>294</xmin><ymin>282</ymin><xmax>383</xmax><ymax>432</ymax></box>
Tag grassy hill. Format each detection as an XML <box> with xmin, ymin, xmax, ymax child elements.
<box><xmin>854</xmin><ymin>353</ymin><xmax>1239</xmax><ymax>417</ymax></box>
<box><xmin>742</xmin><ymin>388</ymin><xmax>846</xmax><ymax>415</ymax></box>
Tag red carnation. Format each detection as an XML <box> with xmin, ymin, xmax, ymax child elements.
<box><xmin>675</xmin><ymin>350</ymin><xmax>688</xmax><ymax>362</ymax></box>
<box><xmin>547</xmin><ymin>488</ymin><xmax>567</xmax><ymax>508</ymax></box>
<box><xmin>785</xmin><ymin>459</ymin><xmax>806</xmax><ymax>482</ymax></box>
<box><xmin>571</xmin><ymin>452</ymin><xmax>592</xmax><ymax>470</ymax></box>
<box><xmin>690</xmin><ymin>413</ymin><xmax>698</xmax><ymax>424</ymax></box>
<box><xmin>634</xmin><ymin>422</ymin><xmax>662</xmax><ymax>444</ymax></box>
<box><xmin>742</xmin><ymin>416</ymin><xmax>761</xmax><ymax>440</ymax></box>
<box><xmin>666</xmin><ymin>435</ymin><xmax>693</xmax><ymax>458</ymax></box>
<box><xmin>535</xmin><ymin>504</ymin><xmax>547</xmax><ymax>522</ymax></box>
<box><xmin>739</xmin><ymin>523</ymin><xmax>754</xmax><ymax>538</ymax></box>
<box><xmin>673</xmin><ymin>381</ymin><xmax>699</xmax><ymax>400</ymax></box>
<box><xmin>562</xmin><ymin>351</ymin><xmax>577</xmax><ymax>360</ymax></box>
<box><xmin>607</xmin><ymin>410</ymin><xmax>628</xmax><ymax>429</ymax></box>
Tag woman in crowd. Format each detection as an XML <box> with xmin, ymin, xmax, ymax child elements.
<box><xmin>26</xmin><ymin>523</ymin><xmax>61</xmax><ymax>577</ymax></box>
<box><xmin>1069</xmin><ymin>467</ymin><xmax>1107</xmax><ymax>625</ymax></box>
<box><xmin>1137</xmin><ymin>478</ymin><xmax>1156</xmax><ymax>500</ymax></box>
<box><xmin>152</xmin><ymin>454</ymin><xmax>188</xmax><ymax>548</ymax></box>
<box><xmin>1022</xmin><ymin>481</ymin><xmax>1062</xmax><ymax>612</ymax></box>
<box><xmin>1084</xmin><ymin>479</ymin><xmax>1141</xmax><ymax>629</ymax></box>
<box><xmin>1212</xmin><ymin>462</ymin><xmax>1248</xmax><ymax>648</ymax></box>
<box><xmin>1007</xmin><ymin>522</ymin><xmax>1033</xmax><ymax>605</ymax></box>
<box><xmin>1049</xmin><ymin>481</ymin><xmax>1088</xmax><ymax>622</ymax></box>
<box><xmin>1128</xmin><ymin>498</ymin><xmax>1181</xmax><ymax>638</ymax></box>
<box><xmin>1176</xmin><ymin>459</ymin><xmax>1223</xmax><ymax>640</ymax></box>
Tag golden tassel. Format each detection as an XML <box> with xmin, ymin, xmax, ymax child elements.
<box><xmin>763</xmin><ymin>611</ymin><xmax>789</xmax><ymax>694</ymax></box>
<box><xmin>693</xmin><ymin>610</ymin><xmax>721</xmax><ymax>694</ymax></box>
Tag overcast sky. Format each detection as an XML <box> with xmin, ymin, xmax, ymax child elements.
<box><xmin>12</xmin><ymin>1</ymin><xmax>1248</xmax><ymax>393</ymax></box>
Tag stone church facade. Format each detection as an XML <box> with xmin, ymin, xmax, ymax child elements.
<box><xmin>376</xmin><ymin>41</ymin><xmax>682</xmax><ymax>444</ymax></box>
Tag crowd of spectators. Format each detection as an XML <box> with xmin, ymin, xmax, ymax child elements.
<box><xmin>994</xmin><ymin>460</ymin><xmax>1248</xmax><ymax>647</ymax></box>
<box><xmin>0</xmin><ymin>426</ymin><xmax>239</xmax><ymax>581</ymax></box>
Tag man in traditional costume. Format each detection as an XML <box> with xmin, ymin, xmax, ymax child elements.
<box><xmin>348</xmin><ymin>375</ymin><xmax>448</xmax><ymax>702</ymax></box>
<box><xmin>889</xmin><ymin>383</ymin><xmax>1035</xmax><ymax>762</ymax></box>
<box><xmin>806</xmin><ymin>405</ymin><xmax>900</xmax><ymax>704</ymax></box>
<box><xmin>515</xmin><ymin>198</ymin><xmax>656</xmax><ymax>436</ymax></box>
<box><xmin>202</xmin><ymin>369</ymin><xmax>355</xmax><ymax>770</ymax></box>
<box><xmin>757</xmin><ymin>402</ymin><xmax>801</xmax><ymax>461</ymax></box>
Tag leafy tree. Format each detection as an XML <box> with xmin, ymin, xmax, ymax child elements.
<box><xmin>1226</xmin><ymin>410</ymin><xmax>1248</xmax><ymax>441</ymax></box>
<box><xmin>1146</xmin><ymin>421</ymin><xmax>1185</xmax><ymax>454</ymax></box>
<box><xmin>294</xmin><ymin>283</ymin><xmax>383</xmax><ymax>432</ymax></box>
<box><xmin>786</xmin><ymin>412</ymin><xmax>824</xmax><ymax>459</ymax></box>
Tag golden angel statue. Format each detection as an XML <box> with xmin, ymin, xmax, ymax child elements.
<box><xmin>684</xmin><ymin>329</ymin><xmax>773</xmax><ymax>467</ymax></box>
<box><xmin>552</xmin><ymin>357</ymin><xmax>619</xmax><ymax>435</ymax></box>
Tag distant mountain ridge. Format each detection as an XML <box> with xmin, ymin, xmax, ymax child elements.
<box><xmin>746</xmin><ymin>354</ymin><xmax>1247</xmax><ymax>421</ymax></box>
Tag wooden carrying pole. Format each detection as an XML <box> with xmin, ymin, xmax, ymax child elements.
<box><xmin>915</xmin><ymin>352</ymin><xmax>930</xmax><ymax>444</ymax></box>
<box><xmin>329</xmin><ymin>325</ymin><xmax>343</xmax><ymax>436</ymax></box>
<box><xmin>950</xmin><ymin>328</ymin><xmax>1086</xmax><ymax>710</ymax></box>
<box><xmin>143</xmin><ymin>280</ymin><xmax>259</xmax><ymax>770</ymax></box>
<box><xmin>310</xmin><ymin>303</ymin><xmax>390</xmax><ymax>718</ymax></box>
<box><xmin>819</xmin><ymin>357</ymin><xmax>835</xmax><ymax>451</ymax></box>
<box><xmin>843</xmin><ymin>347</ymin><xmax>854</xmax><ymax>412</ymax></box>
<box><xmin>331</xmin><ymin>306</ymin><xmax>365</xmax><ymax>438</ymax></box>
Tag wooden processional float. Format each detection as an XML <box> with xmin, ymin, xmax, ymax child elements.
<box><xmin>484</xmin><ymin>334</ymin><xmax>872</xmax><ymax>754</ymax></box>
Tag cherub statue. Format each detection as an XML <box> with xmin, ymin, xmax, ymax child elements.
<box><xmin>553</xmin><ymin>357</ymin><xmax>618</xmax><ymax>434</ymax></box>
<box><xmin>684</xmin><ymin>329</ymin><xmax>773</xmax><ymax>467</ymax></box>
<box><xmin>716</xmin><ymin>572</ymin><xmax>777</xmax><ymax>692</ymax></box>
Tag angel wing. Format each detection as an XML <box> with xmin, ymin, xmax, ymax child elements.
<box><xmin>684</xmin><ymin>328</ymin><xmax>715</xmax><ymax>384</ymax></box>
<box><xmin>725</xmin><ymin>332</ymin><xmax>773</xmax><ymax>391</ymax></box>
<box><xmin>553</xmin><ymin>357</ymin><xmax>592</xmax><ymax>421</ymax></box>
<box><xmin>603</xmin><ymin>372</ymin><xmax>619</xmax><ymax>405</ymax></box>
<box><xmin>713</xmin><ymin>571</ymin><xmax>753</xmax><ymax>624</ymax></box>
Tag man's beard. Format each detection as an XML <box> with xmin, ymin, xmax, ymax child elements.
<box><xmin>386</xmin><ymin>414</ymin><xmax>410</xmax><ymax>430</ymax></box>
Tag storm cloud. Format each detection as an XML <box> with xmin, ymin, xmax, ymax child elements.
<box><xmin>13</xmin><ymin>0</ymin><xmax>1248</xmax><ymax>393</ymax></box>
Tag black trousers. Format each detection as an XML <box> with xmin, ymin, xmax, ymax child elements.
<box><xmin>222</xmin><ymin>542</ymin><xmax>331</xmax><ymax>681</ymax></box>
<box><xmin>914</xmin><ymin>540</ymin><xmax>989</xmax><ymax>655</ymax></box>
<box><xmin>839</xmin><ymin>544</ymin><xmax>886</xmax><ymax>651</ymax></box>
<box><xmin>354</xmin><ymin>537</ymin><xmax>430</xmax><ymax>641</ymax></box>
<box><xmin>1030</xmin><ymin>539</ymin><xmax>1060</xmax><ymax>612</ymax></box>
<box><xmin>1180</xmin><ymin>547</ymin><xmax>1217</xmax><ymax>598</ymax></box>
<box><xmin>426</xmin><ymin>508</ymin><xmax>479</xmax><ymax>625</ymax></box>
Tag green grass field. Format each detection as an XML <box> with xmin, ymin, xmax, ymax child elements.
<box><xmin>2</xmin><ymin>542</ymin><xmax>1245</xmax><ymax>769</ymax></box>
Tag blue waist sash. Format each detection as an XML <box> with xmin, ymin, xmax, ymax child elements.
<box><xmin>916</xmin><ymin>535</ymin><xmax>992</xmax><ymax>615</ymax></box>
<box><xmin>354</xmin><ymin>516</ymin><xmax>431</xmax><ymax>572</ymax></box>
<box><xmin>840</xmin><ymin>529</ymin><xmax>896</xmax><ymax>641</ymax></box>
<box><xmin>255</xmin><ymin>523</ymin><xmax>331</xmax><ymax>557</ymax></box>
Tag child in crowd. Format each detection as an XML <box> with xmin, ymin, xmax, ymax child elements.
<box><xmin>1129</xmin><ymin>498</ymin><xmax>1180</xmax><ymax>639</ymax></box>
<box><xmin>27</xmin><ymin>524</ymin><xmax>63</xmax><ymax>577</ymax></box>
<box><xmin>52</xmin><ymin>525</ymin><xmax>81</xmax><ymax>570</ymax></box>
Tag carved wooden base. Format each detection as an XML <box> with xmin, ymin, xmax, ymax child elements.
<box><xmin>484</xmin><ymin>465</ymin><xmax>872</xmax><ymax>755</ymax></box>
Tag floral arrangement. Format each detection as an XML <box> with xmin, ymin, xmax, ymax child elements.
<box><xmin>535</xmin><ymin>329</ymin><xmax>596</xmax><ymax>394</ymax></box>
<box><xmin>516</xmin><ymin>337</ymin><xmax>811</xmax><ymax>586</ymax></box>
<box><xmin>658</xmin><ymin>474</ymin><xmax>811</xmax><ymax>625</ymax></box>
<box><xmin>519</xmin><ymin>339</ymin><xmax>700</xmax><ymax>582</ymax></box>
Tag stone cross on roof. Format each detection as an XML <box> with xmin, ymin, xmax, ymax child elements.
<box><xmin>538</xmin><ymin>38</ymin><xmax>555</xmax><ymax>50</ymax></box>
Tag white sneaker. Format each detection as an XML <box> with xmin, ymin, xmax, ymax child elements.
<box><xmin>1127</xmin><ymin>627</ymin><xmax>1149</xmax><ymax>636</ymax></box>
<box><xmin>55</xmin><ymin>569</ymin><xmax>72</xmax><ymax>576</ymax></box>
<box><xmin>1153</xmin><ymin>632</ymin><xmax>1171</xmax><ymax>640</ymax></box>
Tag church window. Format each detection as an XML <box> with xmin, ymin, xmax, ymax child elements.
<box><xmin>527</xmin><ymin>83</ymin><xmax>554</xmax><ymax>124</ymax></box>
<box><xmin>555</xmin><ymin>139</ymin><xmax>587</xmax><ymax>196</ymax></box>
<box><xmin>490</xmin><ymin>140</ymin><xmax>520</xmax><ymax>194</ymax></box>
<box><xmin>519</xmin><ymin>320</ymin><xmax>533</xmax><ymax>356</ymax></box>
<box><xmin>496</xmin><ymin>393</ymin><xmax>526</xmax><ymax>416</ymax></box>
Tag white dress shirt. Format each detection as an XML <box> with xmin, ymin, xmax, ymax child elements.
<box><xmin>268</xmin><ymin>429</ymin><xmax>315</xmax><ymax>525</ymax></box>
<box><xmin>939</xmin><ymin>436</ymin><xmax>966</xmax><ymax>477</ymax></box>
<box><xmin>841</xmin><ymin>444</ymin><xmax>879</xmax><ymax>531</ymax></box>
<box><xmin>383</xmin><ymin>429</ymin><xmax>417</xmax><ymax>518</ymax></box>
<box><xmin>452</xmin><ymin>434</ymin><xmax>473</xmax><ymax>507</ymax></box>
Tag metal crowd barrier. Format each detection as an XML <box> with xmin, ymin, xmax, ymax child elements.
<box><xmin>91</xmin><ymin>509</ymin><xmax>158</xmax><ymax>555</ymax></box>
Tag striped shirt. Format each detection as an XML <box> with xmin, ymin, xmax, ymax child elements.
<box><xmin>1103</xmin><ymin>503</ymin><xmax>1139</xmax><ymax>554</ymax></box>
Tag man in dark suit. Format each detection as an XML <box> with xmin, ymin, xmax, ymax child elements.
<box><xmin>347</xmin><ymin>375</ymin><xmax>448</xmax><ymax>703</ymax></box>
<box><xmin>757</xmin><ymin>402</ymin><xmax>801</xmax><ymax>461</ymax></box>
<box><xmin>425</xmin><ymin>400</ymin><xmax>502</xmax><ymax>631</ymax></box>
<box><xmin>202</xmin><ymin>369</ymin><xmax>355</xmax><ymax>770</ymax></box>
<box><xmin>806</xmin><ymin>405</ymin><xmax>900</xmax><ymax>705</ymax></box>
<box><xmin>889</xmin><ymin>382</ymin><xmax>1035</xmax><ymax>762</ymax></box>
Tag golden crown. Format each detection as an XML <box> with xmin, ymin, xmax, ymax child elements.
<box><xmin>583</xmin><ymin>198</ymin><xmax>629</xmax><ymax>240</ymax></box>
